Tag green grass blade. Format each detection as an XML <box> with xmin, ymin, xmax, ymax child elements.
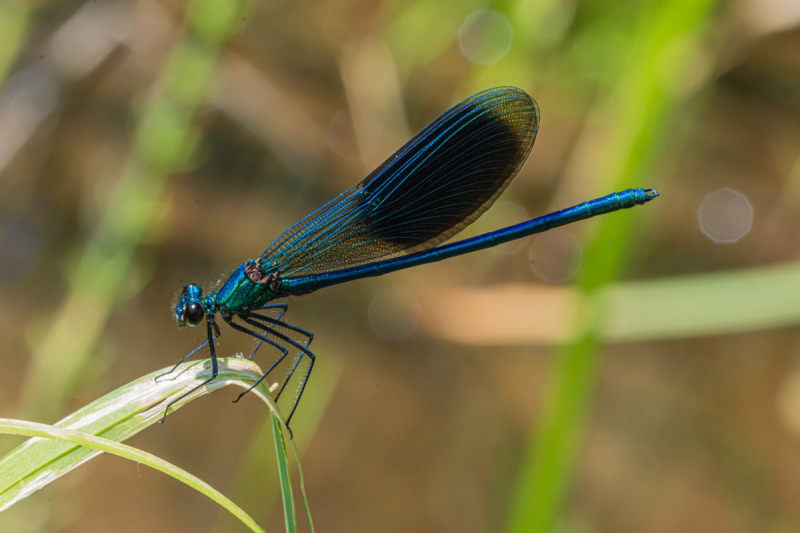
<box><xmin>0</xmin><ymin>357</ymin><xmax>298</xmax><ymax>530</ymax></box>
<box><xmin>211</xmin><ymin>348</ymin><xmax>337</xmax><ymax>533</ymax></box>
<box><xmin>0</xmin><ymin>418</ymin><xmax>263</xmax><ymax>533</ymax></box>
<box><xmin>507</xmin><ymin>0</ymin><xmax>718</xmax><ymax>531</ymax></box>
<box><xmin>603</xmin><ymin>261</ymin><xmax>800</xmax><ymax>340</ymax></box>
<box><xmin>272</xmin><ymin>416</ymin><xmax>296</xmax><ymax>533</ymax></box>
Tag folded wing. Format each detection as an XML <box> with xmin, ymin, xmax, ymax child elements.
<box><xmin>259</xmin><ymin>86</ymin><xmax>539</xmax><ymax>277</ymax></box>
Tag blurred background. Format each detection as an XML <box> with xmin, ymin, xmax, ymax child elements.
<box><xmin>1</xmin><ymin>0</ymin><xmax>799</xmax><ymax>531</ymax></box>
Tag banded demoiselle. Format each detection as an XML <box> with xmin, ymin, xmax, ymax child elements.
<box><xmin>165</xmin><ymin>86</ymin><xmax>658</xmax><ymax>428</ymax></box>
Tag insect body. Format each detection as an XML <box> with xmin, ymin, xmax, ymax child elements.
<box><xmin>165</xmin><ymin>87</ymin><xmax>659</xmax><ymax>429</ymax></box>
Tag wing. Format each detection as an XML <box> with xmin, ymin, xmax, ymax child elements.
<box><xmin>259</xmin><ymin>86</ymin><xmax>539</xmax><ymax>277</ymax></box>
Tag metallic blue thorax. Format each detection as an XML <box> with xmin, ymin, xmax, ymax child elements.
<box><xmin>213</xmin><ymin>260</ymin><xmax>277</xmax><ymax>317</ymax></box>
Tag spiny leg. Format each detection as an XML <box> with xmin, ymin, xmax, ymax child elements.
<box><xmin>245</xmin><ymin>303</ymin><xmax>290</xmax><ymax>360</ymax></box>
<box><xmin>239</xmin><ymin>315</ymin><xmax>316</xmax><ymax>427</ymax></box>
<box><xmin>249</xmin><ymin>310</ymin><xmax>314</xmax><ymax>350</ymax></box>
<box><xmin>159</xmin><ymin>319</ymin><xmax>220</xmax><ymax>423</ymax></box>
<box><xmin>241</xmin><ymin>315</ymin><xmax>314</xmax><ymax>401</ymax></box>
<box><xmin>224</xmin><ymin>317</ymin><xmax>293</xmax><ymax>401</ymax></box>
<box><xmin>156</xmin><ymin>321</ymin><xmax>221</xmax><ymax>382</ymax></box>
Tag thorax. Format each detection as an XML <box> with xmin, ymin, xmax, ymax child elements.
<box><xmin>214</xmin><ymin>259</ymin><xmax>277</xmax><ymax>316</ymax></box>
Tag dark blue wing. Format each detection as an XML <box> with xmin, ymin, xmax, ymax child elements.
<box><xmin>258</xmin><ymin>86</ymin><xmax>539</xmax><ymax>277</ymax></box>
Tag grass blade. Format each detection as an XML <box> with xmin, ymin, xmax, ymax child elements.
<box><xmin>272</xmin><ymin>417</ymin><xmax>296</xmax><ymax>533</ymax></box>
<box><xmin>0</xmin><ymin>357</ymin><xmax>297</xmax><ymax>531</ymax></box>
<box><xmin>0</xmin><ymin>418</ymin><xmax>263</xmax><ymax>533</ymax></box>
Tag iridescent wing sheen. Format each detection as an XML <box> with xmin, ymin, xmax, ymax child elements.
<box><xmin>258</xmin><ymin>86</ymin><xmax>539</xmax><ymax>278</ymax></box>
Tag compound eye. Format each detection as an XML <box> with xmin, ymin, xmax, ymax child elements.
<box><xmin>183</xmin><ymin>302</ymin><xmax>205</xmax><ymax>326</ymax></box>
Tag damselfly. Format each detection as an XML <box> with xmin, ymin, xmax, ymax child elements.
<box><xmin>165</xmin><ymin>86</ymin><xmax>658</xmax><ymax>429</ymax></box>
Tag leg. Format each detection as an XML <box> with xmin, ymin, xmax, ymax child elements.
<box><xmin>244</xmin><ymin>305</ymin><xmax>313</xmax><ymax>361</ymax></box>
<box><xmin>159</xmin><ymin>318</ymin><xmax>220</xmax><ymax>423</ymax></box>
<box><xmin>225</xmin><ymin>317</ymin><xmax>292</xmax><ymax>400</ymax></box>
<box><xmin>244</xmin><ymin>303</ymin><xmax>291</xmax><ymax>360</ymax></box>
<box><xmin>237</xmin><ymin>315</ymin><xmax>316</xmax><ymax>427</ymax></box>
<box><xmin>249</xmin><ymin>310</ymin><xmax>314</xmax><ymax>349</ymax></box>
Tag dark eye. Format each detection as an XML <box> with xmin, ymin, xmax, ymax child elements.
<box><xmin>184</xmin><ymin>302</ymin><xmax>205</xmax><ymax>326</ymax></box>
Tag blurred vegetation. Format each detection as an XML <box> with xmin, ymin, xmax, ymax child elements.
<box><xmin>1</xmin><ymin>0</ymin><xmax>799</xmax><ymax>532</ymax></box>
